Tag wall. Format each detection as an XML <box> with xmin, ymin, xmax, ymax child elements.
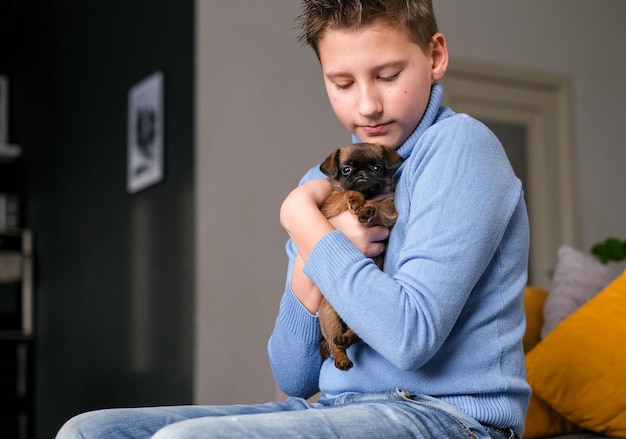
<box><xmin>4</xmin><ymin>1</ymin><xmax>195</xmax><ymax>438</ymax></box>
<box><xmin>195</xmin><ymin>0</ymin><xmax>626</xmax><ymax>405</ymax></box>
<box><xmin>194</xmin><ymin>0</ymin><xmax>347</xmax><ymax>404</ymax></box>
<box><xmin>435</xmin><ymin>0</ymin><xmax>626</xmax><ymax>245</ymax></box>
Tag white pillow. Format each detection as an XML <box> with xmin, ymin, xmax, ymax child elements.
<box><xmin>541</xmin><ymin>245</ymin><xmax>626</xmax><ymax>338</ymax></box>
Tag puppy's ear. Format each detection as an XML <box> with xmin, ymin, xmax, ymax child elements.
<box><xmin>381</xmin><ymin>145</ymin><xmax>403</xmax><ymax>172</ymax></box>
<box><xmin>320</xmin><ymin>149</ymin><xmax>341</xmax><ymax>178</ymax></box>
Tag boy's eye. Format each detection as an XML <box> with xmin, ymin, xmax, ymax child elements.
<box><xmin>380</xmin><ymin>73</ymin><xmax>400</xmax><ymax>82</ymax></box>
<box><xmin>341</xmin><ymin>166</ymin><xmax>353</xmax><ymax>175</ymax></box>
<box><xmin>335</xmin><ymin>82</ymin><xmax>353</xmax><ymax>90</ymax></box>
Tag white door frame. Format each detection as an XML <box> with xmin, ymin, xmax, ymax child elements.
<box><xmin>440</xmin><ymin>61</ymin><xmax>580</xmax><ymax>288</ymax></box>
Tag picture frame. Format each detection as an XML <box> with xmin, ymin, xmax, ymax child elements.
<box><xmin>127</xmin><ymin>71</ymin><xmax>164</xmax><ymax>194</ymax></box>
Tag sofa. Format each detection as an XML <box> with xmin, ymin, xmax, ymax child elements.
<box><xmin>521</xmin><ymin>245</ymin><xmax>626</xmax><ymax>438</ymax></box>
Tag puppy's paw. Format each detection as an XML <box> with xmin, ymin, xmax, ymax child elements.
<box><xmin>333</xmin><ymin>335</ymin><xmax>351</xmax><ymax>348</ymax></box>
<box><xmin>347</xmin><ymin>192</ymin><xmax>365</xmax><ymax>214</ymax></box>
<box><xmin>334</xmin><ymin>355</ymin><xmax>354</xmax><ymax>371</ymax></box>
<box><xmin>357</xmin><ymin>204</ymin><xmax>377</xmax><ymax>224</ymax></box>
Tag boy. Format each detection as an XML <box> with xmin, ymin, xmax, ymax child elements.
<box><xmin>57</xmin><ymin>1</ymin><xmax>530</xmax><ymax>438</ymax></box>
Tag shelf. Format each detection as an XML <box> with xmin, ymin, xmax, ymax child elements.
<box><xmin>0</xmin><ymin>144</ymin><xmax>21</xmax><ymax>162</ymax></box>
<box><xmin>0</xmin><ymin>332</ymin><xmax>33</xmax><ymax>341</ymax></box>
<box><xmin>0</xmin><ymin>229</ymin><xmax>33</xmax><ymax>337</ymax></box>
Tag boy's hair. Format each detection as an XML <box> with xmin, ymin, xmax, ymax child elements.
<box><xmin>296</xmin><ymin>0</ymin><xmax>438</xmax><ymax>56</ymax></box>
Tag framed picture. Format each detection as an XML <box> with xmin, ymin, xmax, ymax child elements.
<box><xmin>127</xmin><ymin>71</ymin><xmax>164</xmax><ymax>194</ymax></box>
<box><xmin>0</xmin><ymin>75</ymin><xmax>7</xmax><ymax>144</ymax></box>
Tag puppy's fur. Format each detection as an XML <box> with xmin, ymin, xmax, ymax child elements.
<box><xmin>318</xmin><ymin>142</ymin><xmax>403</xmax><ymax>370</ymax></box>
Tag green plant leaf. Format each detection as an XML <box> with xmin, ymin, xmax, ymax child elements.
<box><xmin>591</xmin><ymin>237</ymin><xmax>626</xmax><ymax>264</ymax></box>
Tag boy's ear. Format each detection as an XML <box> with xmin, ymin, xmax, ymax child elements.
<box><xmin>430</xmin><ymin>32</ymin><xmax>448</xmax><ymax>81</ymax></box>
<box><xmin>320</xmin><ymin>149</ymin><xmax>341</xmax><ymax>178</ymax></box>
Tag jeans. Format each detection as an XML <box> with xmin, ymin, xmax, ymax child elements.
<box><xmin>56</xmin><ymin>389</ymin><xmax>516</xmax><ymax>439</ymax></box>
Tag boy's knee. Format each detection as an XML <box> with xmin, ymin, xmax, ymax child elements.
<box><xmin>56</xmin><ymin>411</ymin><xmax>95</xmax><ymax>438</ymax></box>
<box><xmin>56</xmin><ymin>409</ymin><xmax>128</xmax><ymax>439</ymax></box>
<box><xmin>152</xmin><ymin>423</ymin><xmax>184</xmax><ymax>439</ymax></box>
<box><xmin>152</xmin><ymin>418</ymin><xmax>221</xmax><ymax>439</ymax></box>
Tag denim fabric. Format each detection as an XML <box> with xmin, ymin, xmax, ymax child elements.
<box><xmin>56</xmin><ymin>389</ymin><xmax>513</xmax><ymax>439</ymax></box>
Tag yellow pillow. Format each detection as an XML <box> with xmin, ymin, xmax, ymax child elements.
<box><xmin>523</xmin><ymin>393</ymin><xmax>581</xmax><ymax>438</ymax></box>
<box><xmin>522</xmin><ymin>286</ymin><xmax>581</xmax><ymax>438</ymax></box>
<box><xmin>522</xmin><ymin>286</ymin><xmax>548</xmax><ymax>354</ymax></box>
<box><xmin>525</xmin><ymin>269</ymin><xmax>626</xmax><ymax>436</ymax></box>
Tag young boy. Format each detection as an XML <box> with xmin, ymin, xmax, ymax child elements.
<box><xmin>57</xmin><ymin>1</ymin><xmax>530</xmax><ymax>438</ymax></box>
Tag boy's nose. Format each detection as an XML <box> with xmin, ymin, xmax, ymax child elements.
<box><xmin>358</xmin><ymin>86</ymin><xmax>382</xmax><ymax>118</ymax></box>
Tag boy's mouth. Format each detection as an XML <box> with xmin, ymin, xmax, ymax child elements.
<box><xmin>360</xmin><ymin>122</ymin><xmax>392</xmax><ymax>136</ymax></box>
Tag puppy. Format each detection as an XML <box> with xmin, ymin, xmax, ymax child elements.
<box><xmin>318</xmin><ymin>142</ymin><xmax>403</xmax><ymax>370</ymax></box>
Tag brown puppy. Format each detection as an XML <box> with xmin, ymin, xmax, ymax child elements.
<box><xmin>318</xmin><ymin>142</ymin><xmax>403</xmax><ymax>370</ymax></box>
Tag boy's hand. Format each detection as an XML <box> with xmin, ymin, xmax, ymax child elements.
<box><xmin>280</xmin><ymin>179</ymin><xmax>335</xmax><ymax>260</ymax></box>
<box><xmin>281</xmin><ymin>178</ymin><xmax>389</xmax><ymax>313</ymax></box>
<box><xmin>328</xmin><ymin>209</ymin><xmax>389</xmax><ymax>259</ymax></box>
<box><xmin>280</xmin><ymin>178</ymin><xmax>389</xmax><ymax>260</ymax></box>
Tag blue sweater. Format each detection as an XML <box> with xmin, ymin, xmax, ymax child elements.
<box><xmin>268</xmin><ymin>83</ymin><xmax>531</xmax><ymax>436</ymax></box>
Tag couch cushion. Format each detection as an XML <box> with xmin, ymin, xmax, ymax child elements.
<box><xmin>541</xmin><ymin>245</ymin><xmax>626</xmax><ymax>338</ymax></box>
<box><xmin>543</xmin><ymin>435</ymin><xmax>615</xmax><ymax>439</ymax></box>
<box><xmin>523</xmin><ymin>286</ymin><xmax>548</xmax><ymax>353</ymax></box>
<box><xmin>526</xmin><ymin>269</ymin><xmax>626</xmax><ymax>437</ymax></box>
<box><xmin>524</xmin><ymin>391</ymin><xmax>582</xmax><ymax>438</ymax></box>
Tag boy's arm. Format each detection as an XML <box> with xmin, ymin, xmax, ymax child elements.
<box><xmin>290</xmin><ymin>254</ymin><xmax>322</xmax><ymax>313</ymax></box>
<box><xmin>281</xmin><ymin>179</ymin><xmax>389</xmax><ymax>259</ymax></box>
<box><xmin>277</xmin><ymin>179</ymin><xmax>332</xmax><ymax>314</ymax></box>
<box><xmin>281</xmin><ymin>178</ymin><xmax>389</xmax><ymax>312</ymax></box>
<box><xmin>267</xmin><ymin>237</ymin><xmax>323</xmax><ymax>398</ymax></box>
<box><xmin>280</xmin><ymin>179</ymin><xmax>334</xmax><ymax>258</ymax></box>
<box><xmin>269</xmin><ymin>179</ymin><xmax>331</xmax><ymax>397</ymax></box>
<box><xmin>301</xmin><ymin>117</ymin><xmax>527</xmax><ymax>371</ymax></box>
<box><xmin>270</xmin><ymin>178</ymin><xmax>391</xmax><ymax>396</ymax></box>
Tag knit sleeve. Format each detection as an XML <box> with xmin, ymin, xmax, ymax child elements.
<box><xmin>267</xmin><ymin>168</ymin><xmax>327</xmax><ymax>398</ymax></box>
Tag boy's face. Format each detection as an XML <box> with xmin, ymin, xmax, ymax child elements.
<box><xmin>317</xmin><ymin>25</ymin><xmax>447</xmax><ymax>150</ymax></box>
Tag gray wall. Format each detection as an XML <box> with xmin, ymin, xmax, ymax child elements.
<box><xmin>3</xmin><ymin>1</ymin><xmax>195</xmax><ymax>438</ymax></box>
<box><xmin>194</xmin><ymin>0</ymin><xmax>626</xmax><ymax>405</ymax></box>
<box><xmin>194</xmin><ymin>0</ymin><xmax>347</xmax><ymax>405</ymax></box>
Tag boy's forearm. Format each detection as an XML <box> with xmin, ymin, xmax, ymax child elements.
<box><xmin>280</xmin><ymin>179</ymin><xmax>333</xmax><ymax>313</ymax></box>
<box><xmin>291</xmin><ymin>254</ymin><xmax>323</xmax><ymax>313</ymax></box>
<box><xmin>280</xmin><ymin>179</ymin><xmax>334</xmax><ymax>261</ymax></box>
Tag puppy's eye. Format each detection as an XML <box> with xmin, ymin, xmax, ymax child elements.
<box><xmin>372</xmin><ymin>165</ymin><xmax>384</xmax><ymax>175</ymax></box>
<box><xmin>341</xmin><ymin>166</ymin><xmax>353</xmax><ymax>176</ymax></box>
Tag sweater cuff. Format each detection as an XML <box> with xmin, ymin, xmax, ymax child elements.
<box><xmin>304</xmin><ymin>230</ymin><xmax>365</xmax><ymax>291</ymax></box>
<box><xmin>277</xmin><ymin>287</ymin><xmax>321</xmax><ymax>344</ymax></box>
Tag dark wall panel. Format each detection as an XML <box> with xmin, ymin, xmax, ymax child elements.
<box><xmin>3</xmin><ymin>1</ymin><xmax>195</xmax><ymax>438</ymax></box>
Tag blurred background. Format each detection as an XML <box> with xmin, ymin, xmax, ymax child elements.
<box><xmin>1</xmin><ymin>1</ymin><xmax>624</xmax><ymax>438</ymax></box>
